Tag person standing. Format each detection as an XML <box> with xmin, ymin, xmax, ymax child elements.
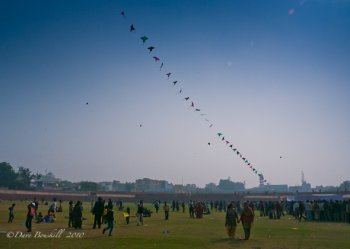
<box><xmin>25</xmin><ymin>203</ymin><xmax>35</xmax><ymax>232</ymax></box>
<box><xmin>239</xmin><ymin>202</ymin><xmax>254</xmax><ymax>240</ymax></box>
<box><xmin>181</xmin><ymin>202</ymin><xmax>186</xmax><ymax>213</ymax></box>
<box><xmin>125</xmin><ymin>206</ymin><xmax>130</xmax><ymax>224</ymax></box>
<box><xmin>346</xmin><ymin>200</ymin><xmax>350</xmax><ymax>224</ymax></box>
<box><xmin>102</xmin><ymin>206</ymin><xmax>114</xmax><ymax>236</ymax></box>
<box><xmin>33</xmin><ymin>198</ymin><xmax>39</xmax><ymax>219</ymax></box>
<box><xmin>8</xmin><ymin>203</ymin><xmax>15</xmax><ymax>223</ymax></box>
<box><xmin>225</xmin><ymin>202</ymin><xmax>239</xmax><ymax>238</ymax></box>
<box><xmin>68</xmin><ymin>201</ymin><xmax>74</xmax><ymax>228</ymax></box>
<box><xmin>189</xmin><ymin>201</ymin><xmax>194</xmax><ymax>218</ymax></box>
<box><xmin>154</xmin><ymin>201</ymin><xmax>160</xmax><ymax>213</ymax></box>
<box><xmin>136</xmin><ymin>200</ymin><xmax>144</xmax><ymax>226</ymax></box>
<box><xmin>107</xmin><ymin>199</ymin><xmax>113</xmax><ymax>210</ymax></box>
<box><xmin>164</xmin><ymin>202</ymin><xmax>170</xmax><ymax>220</ymax></box>
<box><xmin>92</xmin><ymin>197</ymin><xmax>104</xmax><ymax>229</ymax></box>
<box><xmin>73</xmin><ymin>201</ymin><xmax>83</xmax><ymax>229</ymax></box>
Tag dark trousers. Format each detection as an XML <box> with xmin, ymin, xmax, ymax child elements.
<box><xmin>243</xmin><ymin>226</ymin><xmax>251</xmax><ymax>240</ymax></box>
<box><xmin>25</xmin><ymin>216</ymin><xmax>33</xmax><ymax>232</ymax></box>
<box><xmin>8</xmin><ymin>214</ymin><xmax>14</xmax><ymax>223</ymax></box>
<box><xmin>165</xmin><ymin>211</ymin><xmax>169</xmax><ymax>220</ymax></box>
<box><xmin>68</xmin><ymin>214</ymin><xmax>73</xmax><ymax>227</ymax></box>
<box><xmin>93</xmin><ymin>214</ymin><xmax>102</xmax><ymax>228</ymax></box>
<box><xmin>104</xmin><ymin>221</ymin><xmax>113</xmax><ymax>236</ymax></box>
<box><xmin>74</xmin><ymin>217</ymin><xmax>82</xmax><ymax>229</ymax></box>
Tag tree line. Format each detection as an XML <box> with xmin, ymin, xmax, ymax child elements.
<box><xmin>0</xmin><ymin>162</ymin><xmax>41</xmax><ymax>189</ymax></box>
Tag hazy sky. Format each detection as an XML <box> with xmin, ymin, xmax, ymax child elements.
<box><xmin>1</xmin><ymin>0</ymin><xmax>350</xmax><ymax>188</ymax></box>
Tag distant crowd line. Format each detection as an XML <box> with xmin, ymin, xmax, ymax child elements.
<box><xmin>4</xmin><ymin>197</ymin><xmax>350</xmax><ymax>239</ymax></box>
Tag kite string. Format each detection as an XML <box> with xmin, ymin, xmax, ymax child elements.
<box><xmin>121</xmin><ymin>10</ymin><xmax>267</xmax><ymax>184</ymax></box>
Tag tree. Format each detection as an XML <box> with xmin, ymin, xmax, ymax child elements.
<box><xmin>0</xmin><ymin>162</ymin><xmax>17</xmax><ymax>188</ymax></box>
<box><xmin>15</xmin><ymin>167</ymin><xmax>33</xmax><ymax>189</ymax></box>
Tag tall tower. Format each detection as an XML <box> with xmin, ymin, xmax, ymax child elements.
<box><xmin>301</xmin><ymin>171</ymin><xmax>305</xmax><ymax>185</ymax></box>
<box><xmin>259</xmin><ymin>174</ymin><xmax>265</xmax><ymax>187</ymax></box>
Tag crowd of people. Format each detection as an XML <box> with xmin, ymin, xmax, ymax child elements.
<box><xmin>5</xmin><ymin>197</ymin><xmax>350</xmax><ymax>239</ymax></box>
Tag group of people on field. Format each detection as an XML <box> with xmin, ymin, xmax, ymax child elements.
<box><xmin>289</xmin><ymin>200</ymin><xmax>350</xmax><ymax>223</ymax></box>
<box><xmin>6</xmin><ymin>197</ymin><xmax>350</xmax><ymax>239</ymax></box>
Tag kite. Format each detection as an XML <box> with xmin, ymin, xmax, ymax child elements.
<box><xmin>147</xmin><ymin>46</ymin><xmax>155</xmax><ymax>53</ymax></box>
<box><xmin>86</xmin><ymin>102</ymin><xmax>89</xmax><ymax>105</ymax></box>
<box><xmin>122</xmin><ymin>10</ymin><xmax>268</xmax><ymax>184</ymax></box>
<box><xmin>140</xmin><ymin>36</ymin><xmax>148</xmax><ymax>44</ymax></box>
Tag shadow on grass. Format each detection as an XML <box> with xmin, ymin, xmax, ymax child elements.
<box><xmin>211</xmin><ymin>238</ymin><xmax>263</xmax><ymax>249</ymax></box>
<box><xmin>211</xmin><ymin>237</ymin><xmax>246</xmax><ymax>244</ymax></box>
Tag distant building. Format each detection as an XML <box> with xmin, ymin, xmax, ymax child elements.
<box><xmin>184</xmin><ymin>184</ymin><xmax>198</xmax><ymax>193</ymax></box>
<box><xmin>249</xmin><ymin>184</ymin><xmax>289</xmax><ymax>193</ymax></box>
<box><xmin>112</xmin><ymin>180</ymin><xmax>127</xmax><ymax>192</ymax></box>
<box><xmin>98</xmin><ymin>182</ymin><xmax>113</xmax><ymax>191</ymax></box>
<box><xmin>135</xmin><ymin>178</ymin><xmax>173</xmax><ymax>192</ymax></box>
<box><xmin>313</xmin><ymin>185</ymin><xmax>337</xmax><ymax>192</ymax></box>
<box><xmin>217</xmin><ymin>178</ymin><xmax>245</xmax><ymax>193</ymax></box>
<box><xmin>30</xmin><ymin>172</ymin><xmax>61</xmax><ymax>190</ymax></box>
<box><xmin>289</xmin><ymin>171</ymin><xmax>312</xmax><ymax>192</ymax></box>
<box><xmin>204</xmin><ymin>183</ymin><xmax>219</xmax><ymax>193</ymax></box>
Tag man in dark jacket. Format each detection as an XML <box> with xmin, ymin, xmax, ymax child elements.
<box><xmin>92</xmin><ymin>197</ymin><xmax>104</xmax><ymax>229</ymax></box>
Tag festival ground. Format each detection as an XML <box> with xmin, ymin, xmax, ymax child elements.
<box><xmin>0</xmin><ymin>200</ymin><xmax>349</xmax><ymax>249</ymax></box>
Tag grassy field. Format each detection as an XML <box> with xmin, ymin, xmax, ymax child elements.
<box><xmin>0</xmin><ymin>200</ymin><xmax>349</xmax><ymax>249</ymax></box>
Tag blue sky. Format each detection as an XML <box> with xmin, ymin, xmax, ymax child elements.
<box><xmin>1</xmin><ymin>0</ymin><xmax>350</xmax><ymax>188</ymax></box>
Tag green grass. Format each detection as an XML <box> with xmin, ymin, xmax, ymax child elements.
<box><xmin>0</xmin><ymin>200</ymin><xmax>349</xmax><ymax>249</ymax></box>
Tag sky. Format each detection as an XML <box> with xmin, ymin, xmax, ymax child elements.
<box><xmin>1</xmin><ymin>0</ymin><xmax>350</xmax><ymax>188</ymax></box>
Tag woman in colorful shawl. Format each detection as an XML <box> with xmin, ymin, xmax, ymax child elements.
<box><xmin>225</xmin><ymin>202</ymin><xmax>239</xmax><ymax>238</ymax></box>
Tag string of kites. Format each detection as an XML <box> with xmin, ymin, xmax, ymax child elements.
<box><xmin>120</xmin><ymin>10</ymin><xmax>267</xmax><ymax>184</ymax></box>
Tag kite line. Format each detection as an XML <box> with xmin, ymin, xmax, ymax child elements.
<box><xmin>120</xmin><ymin>10</ymin><xmax>267</xmax><ymax>184</ymax></box>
